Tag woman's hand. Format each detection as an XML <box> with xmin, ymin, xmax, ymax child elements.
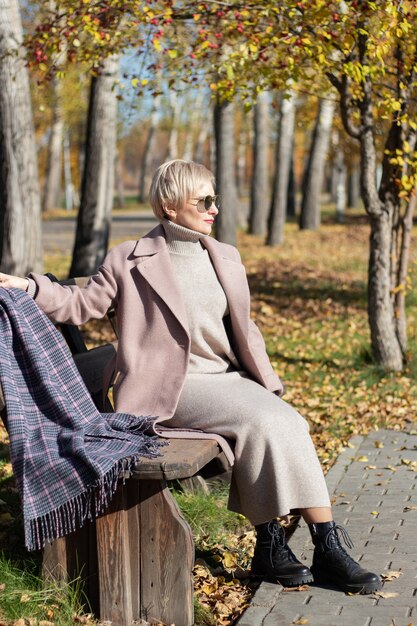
<box><xmin>0</xmin><ymin>272</ymin><xmax>29</xmax><ymax>291</ymax></box>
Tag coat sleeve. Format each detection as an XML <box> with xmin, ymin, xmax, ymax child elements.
<box><xmin>28</xmin><ymin>248</ymin><xmax>121</xmax><ymax>325</ymax></box>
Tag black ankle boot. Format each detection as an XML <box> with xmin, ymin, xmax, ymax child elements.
<box><xmin>309</xmin><ymin>521</ymin><xmax>382</xmax><ymax>594</ymax></box>
<box><xmin>251</xmin><ymin>519</ymin><xmax>313</xmax><ymax>586</ymax></box>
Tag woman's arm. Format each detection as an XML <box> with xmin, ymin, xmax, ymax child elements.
<box><xmin>27</xmin><ymin>265</ymin><xmax>118</xmax><ymax>325</ymax></box>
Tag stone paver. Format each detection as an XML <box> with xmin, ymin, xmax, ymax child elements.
<box><xmin>237</xmin><ymin>426</ymin><xmax>417</xmax><ymax>626</ymax></box>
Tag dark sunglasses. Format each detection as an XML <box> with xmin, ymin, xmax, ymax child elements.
<box><xmin>189</xmin><ymin>195</ymin><xmax>221</xmax><ymax>212</ymax></box>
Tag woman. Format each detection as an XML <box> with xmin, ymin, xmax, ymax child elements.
<box><xmin>0</xmin><ymin>159</ymin><xmax>381</xmax><ymax>594</ymax></box>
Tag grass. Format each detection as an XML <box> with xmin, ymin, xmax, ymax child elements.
<box><xmin>0</xmin><ymin>559</ymin><xmax>88</xmax><ymax>625</ymax></box>
<box><xmin>171</xmin><ymin>482</ymin><xmax>250</xmax><ymax>548</ymax></box>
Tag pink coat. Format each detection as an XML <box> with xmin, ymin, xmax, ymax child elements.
<box><xmin>30</xmin><ymin>224</ymin><xmax>284</xmax><ymax>425</ymax></box>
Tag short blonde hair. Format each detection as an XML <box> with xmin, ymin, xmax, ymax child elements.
<box><xmin>149</xmin><ymin>159</ymin><xmax>215</xmax><ymax>220</ymax></box>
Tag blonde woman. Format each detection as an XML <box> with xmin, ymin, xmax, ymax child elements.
<box><xmin>0</xmin><ymin>160</ymin><xmax>381</xmax><ymax>594</ymax></box>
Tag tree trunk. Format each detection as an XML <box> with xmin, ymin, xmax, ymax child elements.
<box><xmin>42</xmin><ymin>76</ymin><xmax>64</xmax><ymax>212</ymax></box>
<box><xmin>236</xmin><ymin>113</ymin><xmax>250</xmax><ymax>199</ymax></box>
<box><xmin>335</xmin><ymin>144</ymin><xmax>346</xmax><ymax>223</ymax></box>
<box><xmin>394</xmin><ymin>192</ymin><xmax>415</xmax><ymax>352</ymax></box>
<box><xmin>182</xmin><ymin>92</ymin><xmax>205</xmax><ymax>161</ymax></box>
<box><xmin>368</xmin><ymin>211</ymin><xmax>403</xmax><ymax>370</ymax></box>
<box><xmin>166</xmin><ymin>91</ymin><xmax>180</xmax><ymax>161</ymax></box>
<box><xmin>138</xmin><ymin>96</ymin><xmax>160</xmax><ymax>203</ymax></box>
<box><xmin>214</xmin><ymin>99</ymin><xmax>239</xmax><ymax>246</ymax></box>
<box><xmin>0</xmin><ymin>0</ymin><xmax>42</xmax><ymax>275</ymax></box>
<box><xmin>63</xmin><ymin>131</ymin><xmax>74</xmax><ymax>211</ymax></box>
<box><xmin>347</xmin><ymin>166</ymin><xmax>360</xmax><ymax>208</ymax></box>
<box><xmin>287</xmin><ymin>147</ymin><xmax>296</xmax><ymax>218</ymax></box>
<box><xmin>267</xmin><ymin>90</ymin><xmax>296</xmax><ymax>246</ymax></box>
<box><xmin>69</xmin><ymin>55</ymin><xmax>119</xmax><ymax>277</ymax></box>
<box><xmin>249</xmin><ymin>92</ymin><xmax>269</xmax><ymax>235</ymax></box>
<box><xmin>359</xmin><ymin>100</ymin><xmax>403</xmax><ymax>371</ymax></box>
<box><xmin>299</xmin><ymin>96</ymin><xmax>335</xmax><ymax>230</ymax></box>
<box><xmin>194</xmin><ymin>118</ymin><xmax>209</xmax><ymax>164</ymax></box>
<box><xmin>115</xmin><ymin>148</ymin><xmax>125</xmax><ymax>209</ymax></box>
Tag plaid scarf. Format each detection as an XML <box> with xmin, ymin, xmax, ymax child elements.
<box><xmin>0</xmin><ymin>288</ymin><xmax>164</xmax><ymax>551</ymax></box>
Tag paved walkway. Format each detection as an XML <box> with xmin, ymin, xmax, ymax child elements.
<box><xmin>238</xmin><ymin>426</ymin><xmax>417</xmax><ymax>626</ymax></box>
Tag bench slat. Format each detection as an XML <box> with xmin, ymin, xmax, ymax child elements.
<box><xmin>132</xmin><ymin>438</ymin><xmax>221</xmax><ymax>480</ymax></box>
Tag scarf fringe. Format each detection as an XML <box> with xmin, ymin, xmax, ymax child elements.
<box><xmin>27</xmin><ymin>439</ymin><xmax>165</xmax><ymax>552</ymax></box>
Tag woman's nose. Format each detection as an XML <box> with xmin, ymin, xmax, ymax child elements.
<box><xmin>208</xmin><ymin>203</ymin><xmax>219</xmax><ymax>215</ymax></box>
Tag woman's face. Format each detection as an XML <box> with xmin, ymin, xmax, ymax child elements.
<box><xmin>170</xmin><ymin>180</ymin><xmax>219</xmax><ymax>234</ymax></box>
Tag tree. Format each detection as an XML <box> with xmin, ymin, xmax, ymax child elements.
<box><xmin>267</xmin><ymin>90</ymin><xmax>296</xmax><ymax>245</ymax></box>
<box><xmin>299</xmin><ymin>96</ymin><xmax>335</xmax><ymax>231</ymax></box>
<box><xmin>69</xmin><ymin>54</ymin><xmax>119</xmax><ymax>277</ymax></box>
<box><xmin>214</xmin><ymin>98</ymin><xmax>239</xmax><ymax>246</ymax></box>
<box><xmin>26</xmin><ymin>0</ymin><xmax>417</xmax><ymax>372</ymax></box>
<box><xmin>0</xmin><ymin>0</ymin><xmax>42</xmax><ymax>275</ymax></box>
<box><xmin>249</xmin><ymin>91</ymin><xmax>270</xmax><ymax>236</ymax></box>
<box><xmin>43</xmin><ymin>76</ymin><xmax>64</xmax><ymax>211</ymax></box>
<box><xmin>138</xmin><ymin>95</ymin><xmax>160</xmax><ymax>203</ymax></box>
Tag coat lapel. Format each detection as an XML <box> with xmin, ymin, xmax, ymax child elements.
<box><xmin>132</xmin><ymin>225</ymin><xmax>190</xmax><ymax>335</ymax></box>
<box><xmin>202</xmin><ymin>237</ymin><xmax>250</xmax><ymax>336</ymax></box>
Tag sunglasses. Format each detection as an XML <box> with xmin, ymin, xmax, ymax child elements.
<box><xmin>189</xmin><ymin>195</ymin><xmax>221</xmax><ymax>212</ymax></box>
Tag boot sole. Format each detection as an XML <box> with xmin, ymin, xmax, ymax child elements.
<box><xmin>252</xmin><ymin>571</ymin><xmax>314</xmax><ymax>587</ymax></box>
<box><xmin>311</xmin><ymin>569</ymin><xmax>382</xmax><ymax>595</ymax></box>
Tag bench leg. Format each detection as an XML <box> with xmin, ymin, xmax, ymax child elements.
<box><xmin>139</xmin><ymin>479</ymin><xmax>194</xmax><ymax>626</ymax></box>
<box><xmin>42</xmin><ymin>479</ymin><xmax>195</xmax><ymax>626</ymax></box>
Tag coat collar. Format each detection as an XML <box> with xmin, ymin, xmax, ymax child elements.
<box><xmin>131</xmin><ymin>223</ymin><xmax>249</xmax><ymax>337</ymax></box>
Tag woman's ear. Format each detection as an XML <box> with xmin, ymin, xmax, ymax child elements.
<box><xmin>163</xmin><ymin>204</ymin><xmax>177</xmax><ymax>219</ymax></box>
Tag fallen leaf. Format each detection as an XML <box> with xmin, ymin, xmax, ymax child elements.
<box><xmin>374</xmin><ymin>441</ymin><xmax>384</xmax><ymax>448</ymax></box>
<box><xmin>20</xmin><ymin>593</ymin><xmax>31</xmax><ymax>602</ymax></box>
<box><xmin>357</xmin><ymin>455</ymin><xmax>369</xmax><ymax>462</ymax></box>
<box><xmin>381</xmin><ymin>570</ymin><xmax>403</xmax><ymax>581</ymax></box>
<box><xmin>284</xmin><ymin>585</ymin><xmax>310</xmax><ymax>592</ymax></box>
<box><xmin>365</xmin><ymin>465</ymin><xmax>377</xmax><ymax>470</ymax></box>
<box><xmin>293</xmin><ymin>619</ymin><xmax>309</xmax><ymax>625</ymax></box>
<box><xmin>374</xmin><ymin>591</ymin><xmax>399</xmax><ymax>599</ymax></box>
<box><xmin>403</xmin><ymin>505</ymin><xmax>417</xmax><ymax>512</ymax></box>
<box><xmin>370</xmin><ymin>511</ymin><xmax>379</xmax><ymax>516</ymax></box>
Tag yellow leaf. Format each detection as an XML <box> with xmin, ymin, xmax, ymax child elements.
<box><xmin>374</xmin><ymin>591</ymin><xmax>399</xmax><ymax>599</ymax></box>
<box><xmin>167</xmin><ymin>49</ymin><xmax>178</xmax><ymax>59</ymax></box>
<box><xmin>374</xmin><ymin>441</ymin><xmax>384</xmax><ymax>448</ymax></box>
<box><xmin>131</xmin><ymin>78</ymin><xmax>139</xmax><ymax>88</ymax></box>
<box><xmin>381</xmin><ymin>570</ymin><xmax>403</xmax><ymax>581</ymax></box>
<box><xmin>222</xmin><ymin>551</ymin><xmax>238</xmax><ymax>569</ymax></box>
<box><xmin>357</xmin><ymin>455</ymin><xmax>369</xmax><ymax>462</ymax></box>
<box><xmin>370</xmin><ymin>511</ymin><xmax>379</xmax><ymax>516</ymax></box>
<box><xmin>141</xmin><ymin>79</ymin><xmax>148</xmax><ymax>86</ymax></box>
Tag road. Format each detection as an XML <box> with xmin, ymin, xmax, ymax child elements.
<box><xmin>42</xmin><ymin>211</ymin><xmax>158</xmax><ymax>255</ymax></box>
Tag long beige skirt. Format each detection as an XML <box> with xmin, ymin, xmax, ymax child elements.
<box><xmin>167</xmin><ymin>371</ymin><xmax>331</xmax><ymax>526</ymax></box>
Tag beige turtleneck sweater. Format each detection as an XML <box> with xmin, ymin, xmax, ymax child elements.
<box><xmin>162</xmin><ymin>219</ymin><xmax>240</xmax><ymax>375</ymax></box>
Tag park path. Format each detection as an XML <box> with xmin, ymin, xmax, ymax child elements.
<box><xmin>238</xmin><ymin>426</ymin><xmax>417</xmax><ymax>626</ymax></box>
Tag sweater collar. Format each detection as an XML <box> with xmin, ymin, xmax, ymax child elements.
<box><xmin>162</xmin><ymin>219</ymin><xmax>207</xmax><ymax>255</ymax></box>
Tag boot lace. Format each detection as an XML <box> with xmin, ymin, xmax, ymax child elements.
<box><xmin>325</xmin><ymin>524</ymin><xmax>354</xmax><ymax>551</ymax></box>
<box><xmin>267</xmin><ymin>521</ymin><xmax>299</xmax><ymax>565</ymax></box>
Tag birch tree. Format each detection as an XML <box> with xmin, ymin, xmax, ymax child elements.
<box><xmin>0</xmin><ymin>0</ymin><xmax>42</xmax><ymax>275</ymax></box>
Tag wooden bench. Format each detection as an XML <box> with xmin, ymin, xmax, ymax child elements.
<box><xmin>37</xmin><ymin>276</ymin><xmax>225</xmax><ymax>626</ymax></box>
